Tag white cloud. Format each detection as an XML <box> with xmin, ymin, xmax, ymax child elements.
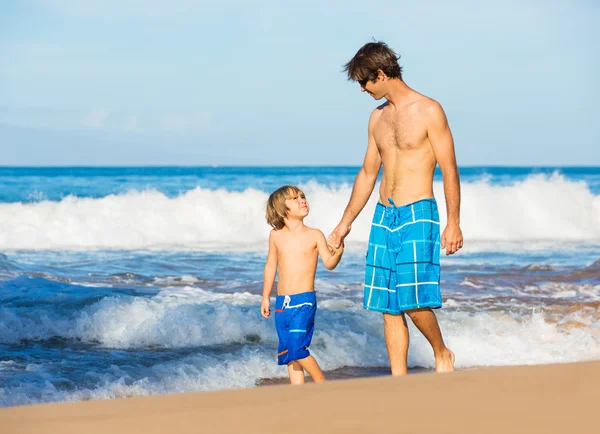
<box><xmin>80</xmin><ymin>108</ymin><xmax>111</xmax><ymax>128</ymax></box>
<box><xmin>161</xmin><ymin>112</ymin><xmax>212</xmax><ymax>133</ymax></box>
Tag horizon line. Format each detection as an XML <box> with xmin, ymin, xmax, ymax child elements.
<box><xmin>0</xmin><ymin>165</ymin><xmax>599</xmax><ymax>169</ymax></box>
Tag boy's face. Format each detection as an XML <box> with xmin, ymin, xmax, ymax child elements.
<box><xmin>285</xmin><ymin>191</ymin><xmax>309</xmax><ymax>219</ymax></box>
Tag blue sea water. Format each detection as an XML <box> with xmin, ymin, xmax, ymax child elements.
<box><xmin>1</xmin><ymin>166</ymin><xmax>600</xmax><ymax>203</ymax></box>
<box><xmin>0</xmin><ymin>166</ymin><xmax>599</xmax><ymax>407</ymax></box>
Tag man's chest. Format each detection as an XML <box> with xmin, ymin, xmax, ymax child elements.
<box><xmin>373</xmin><ymin>110</ymin><xmax>428</xmax><ymax>150</ymax></box>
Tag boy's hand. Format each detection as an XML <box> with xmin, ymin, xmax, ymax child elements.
<box><xmin>260</xmin><ymin>297</ymin><xmax>271</xmax><ymax>318</ymax></box>
<box><xmin>331</xmin><ymin>241</ymin><xmax>344</xmax><ymax>256</ymax></box>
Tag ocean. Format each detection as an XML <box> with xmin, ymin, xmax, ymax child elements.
<box><xmin>1</xmin><ymin>166</ymin><xmax>599</xmax><ymax>407</ymax></box>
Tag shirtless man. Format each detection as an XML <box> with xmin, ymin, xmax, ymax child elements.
<box><xmin>328</xmin><ymin>42</ymin><xmax>461</xmax><ymax>374</ymax></box>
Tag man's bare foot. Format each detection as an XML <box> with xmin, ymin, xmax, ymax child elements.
<box><xmin>435</xmin><ymin>348</ymin><xmax>455</xmax><ymax>373</ymax></box>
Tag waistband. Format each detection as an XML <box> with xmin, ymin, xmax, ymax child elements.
<box><xmin>377</xmin><ymin>197</ymin><xmax>437</xmax><ymax>210</ymax></box>
<box><xmin>375</xmin><ymin>198</ymin><xmax>437</xmax><ymax>216</ymax></box>
<box><xmin>373</xmin><ymin>197</ymin><xmax>438</xmax><ymax>224</ymax></box>
<box><xmin>275</xmin><ymin>291</ymin><xmax>316</xmax><ymax>310</ymax></box>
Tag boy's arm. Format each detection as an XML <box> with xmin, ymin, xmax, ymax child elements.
<box><xmin>316</xmin><ymin>230</ymin><xmax>344</xmax><ymax>270</ymax></box>
<box><xmin>261</xmin><ymin>231</ymin><xmax>278</xmax><ymax>318</ymax></box>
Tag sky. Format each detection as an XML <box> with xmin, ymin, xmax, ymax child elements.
<box><xmin>1</xmin><ymin>0</ymin><xmax>598</xmax><ymax>166</ymax></box>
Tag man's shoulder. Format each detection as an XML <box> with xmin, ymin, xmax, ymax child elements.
<box><xmin>412</xmin><ymin>93</ymin><xmax>443</xmax><ymax>115</ymax></box>
<box><xmin>416</xmin><ymin>97</ymin><xmax>447</xmax><ymax>127</ymax></box>
<box><xmin>371</xmin><ymin>102</ymin><xmax>388</xmax><ymax>116</ymax></box>
<box><xmin>368</xmin><ymin>103</ymin><xmax>387</xmax><ymax>125</ymax></box>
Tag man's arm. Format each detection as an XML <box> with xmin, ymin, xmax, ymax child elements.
<box><xmin>261</xmin><ymin>231</ymin><xmax>278</xmax><ymax>317</ymax></box>
<box><xmin>328</xmin><ymin>111</ymin><xmax>382</xmax><ymax>248</ymax></box>
<box><xmin>425</xmin><ymin>100</ymin><xmax>463</xmax><ymax>255</ymax></box>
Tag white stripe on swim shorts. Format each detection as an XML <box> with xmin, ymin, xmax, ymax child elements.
<box><xmin>371</xmin><ymin>219</ymin><xmax>438</xmax><ymax>232</ymax></box>
<box><xmin>411</xmin><ymin>205</ymin><xmax>419</xmax><ymax>304</ymax></box>
<box><xmin>413</xmin><ymin>241</ymin><xmax>419</xmax><ymax>305</ymax></box>
<box><xmin>285</xmin><ymin>302</ymin><xmax>313</xmax><ymax>309</ymax></box>
<box><xmin>282</xmin><ymin>295</ymin><xmax>313</xmax><ymax>309</ymax></box>
<box><xmin>365</xmin><ymin>284</ymin><xmax>396</xmax><ymax>292</ymax></box>
<box><xmin>366</xmin><ymin>245</ymin><xmax>377</xmax><ymax>307</ymax></box>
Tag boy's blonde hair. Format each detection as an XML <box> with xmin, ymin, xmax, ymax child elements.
<box><xmin>266</xmin><ymin>185</ymin><xmax>305</xmax><ymax>230</ymax></box>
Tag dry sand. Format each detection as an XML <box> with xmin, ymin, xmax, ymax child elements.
<box><xmin>1</xmin><ymin>361</ymin><xmax>598</xmax><ymax>434</ymax></box>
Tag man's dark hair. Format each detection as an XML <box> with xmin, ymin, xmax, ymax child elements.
<box><xmin>343</xmin><ymin>41</ymin><xmax>403</xmax><ymax>84</ymax></box>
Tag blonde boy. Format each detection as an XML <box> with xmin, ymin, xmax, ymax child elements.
<box><xmin>261</xmin><ymin>185</ymin><xmax>343</xmax><ymax>384</ymax></box>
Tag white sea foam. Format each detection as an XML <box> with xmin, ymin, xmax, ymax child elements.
<box><xmin>1</xmin><ymin>286</ymin><xmax>598</xmax><ymax>362</ymax></box>
<box><xmin>0</xmin><ymin>173</ymin><xmax>598</xmax><ymax>251</ymax></box>
<box><xmin>1</xmin><ymin>283</ymin><xmax>599</xmax><ymax>406</ymax></box>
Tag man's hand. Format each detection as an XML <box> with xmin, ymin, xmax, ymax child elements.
<box><xmin>327</xmin><ymin>223</ymin><xmax>352</xmax><ymax>250</ymax></box>
<box><xmin>260</xmin><ymin>297</ymin><xmax>271</xmax><ymax>318</ymax></box>
<box><xmin>330</xmin><ymin>241</ymin><xmax>345</xmax><ymax>256</ymax></box>
<box><xmin>441</xmin><ymin>224</ymin><xmax>463</xmax><ymax>255</ymax></box>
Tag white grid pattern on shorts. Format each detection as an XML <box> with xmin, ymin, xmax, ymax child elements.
<box><xmin>365</xmin><ymin>201</ymin><xmax>440</xmax><ymax>309</ymax></box>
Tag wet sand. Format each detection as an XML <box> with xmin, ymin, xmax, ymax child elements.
<box><xmin>1</xmin><ymin>361</ymin><xmax>598</xmax><ymax>434</ymax></box>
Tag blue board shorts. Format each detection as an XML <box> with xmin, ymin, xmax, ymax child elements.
<box><xmin>274</xmin><ymin>291</ymin><xmax>316</xmax><ymax>365</ymax></box>
<box><xmin>364</xmin><ymin>198</ymin><xmax>442</xmax><ymax>314</ymax></box>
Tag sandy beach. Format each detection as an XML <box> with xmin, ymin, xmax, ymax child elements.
<box><xmin>1</xmin><ymin>360</ymin><xmax>598</xmax><ymax>434</ymax></box>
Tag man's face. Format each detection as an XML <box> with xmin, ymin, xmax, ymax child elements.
<box><xmin>359</xmin><ymin>77</ymin><xmax>384</xmax><ymax>100</ymax></box>
<box><xmin>285</xmin><ymin>191</ymin><xmax>309</xmax><ymax>219</ymax></box>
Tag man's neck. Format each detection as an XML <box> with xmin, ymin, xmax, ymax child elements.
<box><xmin>384</xmin><ymin>80</ymin><xmax>412</xmax><ymax>107</ymax></box>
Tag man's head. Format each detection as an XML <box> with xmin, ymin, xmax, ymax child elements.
<box><xmin>343</xmin><ymin>41</ymin><xmax>403</xmax><ymax>100</ymax></box>
<box><xmin>266</xmin><ymin>185</ymin><xmax>309</xmax><ymax>230</ymax></box>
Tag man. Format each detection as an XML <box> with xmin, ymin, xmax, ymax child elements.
<box><xmin>328</xmin><ymin>41</ymin><xmax>461</xmax><ymax>375</ymax></box>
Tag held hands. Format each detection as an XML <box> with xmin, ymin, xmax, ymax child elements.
<box><xmin>330</xmin><ymin>240</ymin><xmax>345</xmax><ymax>256</ymax></box>
<box><xmin>441</xmin><ymin>223</ymin><xmax>463</xmax><ymax>255</ymax></box>
<box><xmin>329</xmin><ymin>242</ymin><xmax>346</xmax><ymax>256</ymax></box>
<box><xmin>327</xmin><ymin>222</ymin><xmax>352</xmax><ymax>251</ymax></box>
<box><xmin>260</xmin><ymin>297</ymin><xmax>270</xmax><ymax>318</ymax></box>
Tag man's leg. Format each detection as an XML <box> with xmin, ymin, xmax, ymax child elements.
<box><xmin>287</xmin><ymin>361</ymin><xmax>305</xmax><ymax>385</ymax></box>
<box><xmin>405</xmin><ymin>307</ymin><xmax>454</xmax><ymax>373</ymax></box>
<box><xmin>383</xmin><ymin>313</ymin><xmax>410</xmax><ymax>376</ymax></box>
<box><xmin>296</xmin><ymin>355</ymin><xmax>326</xmax><ymax>383</ymax></box>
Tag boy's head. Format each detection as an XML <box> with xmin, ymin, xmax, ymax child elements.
<box><xmin>266</xmin><ymin>185</ymin><xmax>309</xmax><ymax>230</ymax></box>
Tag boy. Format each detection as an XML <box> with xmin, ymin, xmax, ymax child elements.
<box><xmin>261</xmin><ymin>185</ymin><xmax>344</xmax><ymax>385</ymax></box>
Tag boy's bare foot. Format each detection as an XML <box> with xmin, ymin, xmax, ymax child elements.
<box><xmin>435</xmin><ymin>348</ymin><xmax>455</xmax><ymax>373</ymax></box>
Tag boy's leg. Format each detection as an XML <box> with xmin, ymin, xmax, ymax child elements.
<box><xmin>383</xmin><ymin>313</ymin><xmax>410</xmax><ymax>376</ymax></box>
<box><xmin>295</xmin><ymin>355</ymin><xmax>325</xmax><ymax>383</ymax></box>
<box><xmin>405</xmin><ymin>308</ymin><xmax>454</xmax><ymax>373</ymax></box>
<box><xmin>287</xmin><ymin>361</ymin><xmax>305</xmax><ymax>385</ymax></box>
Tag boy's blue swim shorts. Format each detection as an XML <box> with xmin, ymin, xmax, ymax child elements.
<box><xmin>364</xmin><ymin>198</ymin><xmax>443</xmax><ymax>314</ymax></box>
<box><xmin>274</xmin><ymin>291</ymin><xmax>316</xmax><ymax>365</ymax></box>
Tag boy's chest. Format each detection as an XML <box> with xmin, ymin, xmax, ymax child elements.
<box><xmin>277</xmin><ymin>239</ymin><xmax>317</xmax><ymax>261</ymax></box>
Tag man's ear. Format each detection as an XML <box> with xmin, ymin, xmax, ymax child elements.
<box><xmin>377</xmin><ymin>69</ymin><xmax>386</xmax><ymax>81</ymax></box>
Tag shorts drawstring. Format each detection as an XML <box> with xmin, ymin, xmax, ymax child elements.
<box><xmin>387</xmin><ymin>198</ymin><xmax>402</xmax><ymax>230</ymax></box>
